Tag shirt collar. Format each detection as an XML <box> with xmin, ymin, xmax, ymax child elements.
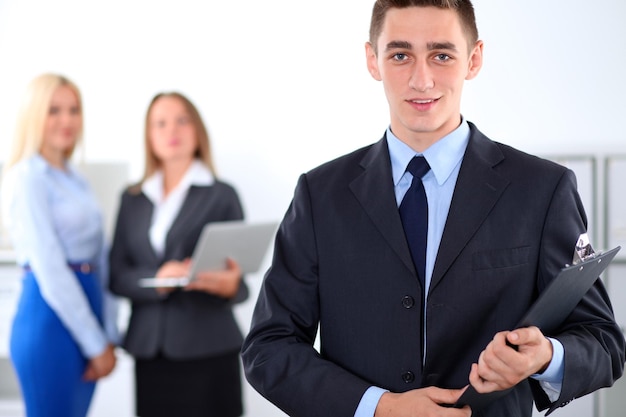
<box><xmin>387</xmin><ymin>118</ymin><xmax>470</xmax><ymax>186</ymax></box>
<box><xmin>142</xmin><ymin>159</ymin><xmax>215</xmax><ymax>204</ymax></box>
<box><xmin>32</xmin><ymin>153</ymin><xmax>84</xmax><ymax>184</ymax></box>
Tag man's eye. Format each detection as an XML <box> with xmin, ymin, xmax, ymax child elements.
<box><xmin>393</xmin><ymin>53</ymin><xmax>408</xmax><ymax>61</ymax></box>
<box><xmin>435</xmin><ymin>53</ymin><xmax>451</xmax><ymax>62</ymax></box>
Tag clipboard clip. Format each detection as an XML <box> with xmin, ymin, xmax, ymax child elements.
<box><xmin>572</xmin><ymin>233</ymin><xmax>597</xmax><ymax>265</ymax></box>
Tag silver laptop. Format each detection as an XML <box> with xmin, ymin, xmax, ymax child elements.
<box><xmin>139</xmin><ymin>220</ymin><xmax>278</xmax><ymax>288</ymax></box>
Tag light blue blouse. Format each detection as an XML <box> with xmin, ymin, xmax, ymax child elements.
<box><xmin>1</xmin><ymin>154</ymin><xmax>118</xmax><ymax>358</ymax></box>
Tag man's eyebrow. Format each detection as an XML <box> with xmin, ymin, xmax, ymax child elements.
<box><xmin>384</xmin><ymin>40</ymin><xmax>459</xmax><ymax>53</ymax></box>
<box><xmin>384</xmin><ymin>40</ymin><xmax>412</xmax><ymax>52</ymax></box>
<box><xmin>427</xmin><ymin>41</ymin><xmax>458</xmax><ymax>52</ymax></box>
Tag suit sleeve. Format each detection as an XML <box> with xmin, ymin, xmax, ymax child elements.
<box><xmin>109</xmin><ymin>192</ymin><xmax>165</xmax><ymax>303</ymax></box>
<box><xmin>532</xmin><ymin>169</ymin><xmax>625</xmax><ymax>413</ymax></box>
<box><xmin>219</xmin><ymin>187</ymin><xmax>249</xmax><ymax>305</ymax></box>
<box><xmin>241</xmin><ymin>174</ymin><xmax>371</xmax><ymax>417</ymax></box>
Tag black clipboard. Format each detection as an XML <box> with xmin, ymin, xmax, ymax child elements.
<box><xmin>455</xmin><ymin>245</ymin><xmax>621</xmax><ymax>410</ymax></box>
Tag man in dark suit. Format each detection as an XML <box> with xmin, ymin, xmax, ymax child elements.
<box><xmin>241</xmin><ymin>1</ymin><xmax>626</xmax><ymax>416</ymax></box>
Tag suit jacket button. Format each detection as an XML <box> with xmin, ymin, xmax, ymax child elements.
<box><xmin>402</xmin><ymin>295</ymin><xmax>415</xmax><ymax>309</ymax></box>
<box><xmin>402</xmin><ymin>371</ymin><xmax>415</xmax><ymax>383</ymax></box>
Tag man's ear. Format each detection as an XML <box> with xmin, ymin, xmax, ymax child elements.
<box><xmin>466</xmin><ymin>40</ymin><xmax>484</xmax><ymax>81</ymax></box>
<box><xmin>365</xmin><ymin>42</ymin><xmax>382</xmax><ymax>81</ymax></box>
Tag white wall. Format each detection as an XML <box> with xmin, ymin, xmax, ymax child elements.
<box><xmin>1</xmin><ymin>0</ymin><xmax>625</xmax><ymax>217</ymax></box>
<box><xmin>1</xmin><ymin>1</ymin><xmax>625</xmax><ymax>416</ymax></box>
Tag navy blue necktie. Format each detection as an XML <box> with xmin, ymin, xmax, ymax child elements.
<box><xmin>399</xmin><ymin>156</ymin><xmax>431</xmax><ymax>286</ymax></box>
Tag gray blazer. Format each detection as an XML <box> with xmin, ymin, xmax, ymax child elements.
<box><xmin>110</xmin><ymin>181</ymin><xmax>247</xmax><ymax>360</ymax></box>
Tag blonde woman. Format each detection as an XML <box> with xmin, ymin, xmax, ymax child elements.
<box><xmin>109</xmin><ymin>92</ymin><xmax>246</xmax><ymax>417</ymax></box>
<box><xmin>1</xmin><ymin>73</ymin><xmax>118</xmax><ymax>417</ymax></box>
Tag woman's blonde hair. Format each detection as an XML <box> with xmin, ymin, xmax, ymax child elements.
<box><xmin>4</xmin><ymin>73</ymin><xmax>83</xmax><ymax>173</ymax></box>
<box><xmin>139</xmin><ymin>91</ymin><xmax>216</xmax><ymax>183</ymax></box>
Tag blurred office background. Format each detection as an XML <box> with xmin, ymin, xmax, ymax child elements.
<box><xmin>1</xmin><ymin>1</ymin><xmax>626</xmax><ymax>416</ymax></box>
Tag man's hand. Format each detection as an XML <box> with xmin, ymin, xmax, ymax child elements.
<box><xmin>469</xmin><ymin>326</ymin><xmax>553</xmax><ymax>393</ymax></box>
<box><xmin>374</xmin><ymin>387</ymin><xmax>471</xmax><ymax>417</ymax></box>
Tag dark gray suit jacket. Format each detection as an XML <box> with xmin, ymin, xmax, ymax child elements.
<box><xmin>110</xmin><ymin>181</ymin><xmax>247</xmax><ymax>360</ymax></box>
<box><xmin>241</xmin><ymin>123</ymin><xmax>625</xmax><ymax>417</ymax></box>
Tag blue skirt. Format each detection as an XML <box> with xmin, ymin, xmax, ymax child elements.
<box><xmin>10</xmin><ymin>267</ymin><xmax>103</xmax><ymax>417</ymax></box>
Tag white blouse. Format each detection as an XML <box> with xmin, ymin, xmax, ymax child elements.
<box><xmin>141</xmin><ymin>159</ymin><xmax>214</xmax><ymax>256</ymax></box>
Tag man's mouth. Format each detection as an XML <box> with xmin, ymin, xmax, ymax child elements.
<box><xmin>408</xmin><ymin>97</ymin><xmax>439</xmax><ymax>110</ymax></box>
<box><xmin>410</xmin><ymin>98</ymin><xmax>438</xmax><ymax>104</ymax></box>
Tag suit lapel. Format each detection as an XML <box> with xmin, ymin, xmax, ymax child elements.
<box><xmin>349</xmin><ymin>137</ymin><xmax>416</xmax><ymax>276</ymax></box>
<box><xmin>430</xmin><ymin>125</ymin><xmax>510</xmax><ymax>292</ymax></box>
<box><xmin>164</xmin><ymin>186</ymin><xmax>207</xmax><ymax>258</ymax></box>
<box><xmin>132</xmin><ymin>194</ymin><xmax>161</xmax><ymax>263</ymax></box>
<box><xmin>347</xmin><ymin>127</ymin><xmax>510</xmax><ymax>288</ymax></box>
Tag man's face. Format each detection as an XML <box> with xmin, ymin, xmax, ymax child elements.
<box><xmin>366</xmin><ymin>6</ymin><xmax>483</xmax><ymax>150</ymax></box>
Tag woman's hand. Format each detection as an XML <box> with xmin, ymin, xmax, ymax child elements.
<box><xmin>83</xmin><ymin>343</ymin><xmax>117</xmax><ymax>381</ymax></box>
<box><xmin>185</xmin><ymin>257</ymin><xmax>242</xmax><ymax>298</ymax></box>
<box><xmin>153</xmin><ymin>259</ymin><xmax>192</xmax><ymax>295</ymax></box>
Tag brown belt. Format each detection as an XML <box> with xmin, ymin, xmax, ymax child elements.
<box><xmin>23</xmin><ymin>263</ymin><xmax>95</xmax><ymax>274</ymax></box>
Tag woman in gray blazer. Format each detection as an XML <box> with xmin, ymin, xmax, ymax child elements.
<box><xmin>109</xmin><ymin>92</ymin><xmax>247</xmax><ymax>417</ymax></box>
